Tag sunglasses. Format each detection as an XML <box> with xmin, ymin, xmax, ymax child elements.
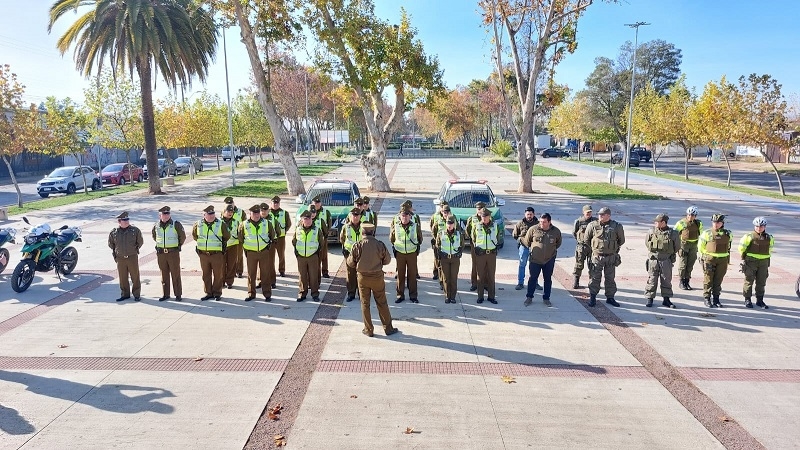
<box><xmin>272</xmin><ymin>200</ymin><xmax>280</xmax><ymax>203</ymax></box>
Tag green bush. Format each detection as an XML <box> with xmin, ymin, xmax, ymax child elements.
<box><xmin>332</xmin><ymin>146</ymin><xmax>345</xmax><ymax>158</ymax></box>
<box><xmin>491</xmin><ymin>140</ymin><xmax>514</xmax><ymax>158</ymax></box>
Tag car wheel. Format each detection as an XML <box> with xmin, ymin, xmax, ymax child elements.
<box><xmin>92</xmin><ymin>179</ymin><xmax>101</xmax><ymax>191</ymax></box>
<box><xmin>137</xmin><ymin>174</ymin><xmax>143</xmax><ymax>182</ymax></box>
<box><xmin>728</xmin><ymin>151</ymin><xmax>735</xmax><ymax>158</ymax></box>
<box><xmin>39</xmin><ymin>192</ymin><xmax>49</xmax><ymax>198</ymax></box>
<box><xmin>66</xmin><ymin>184</ymin><xmax>76</xmax><ymax>195</ymax></box>
<box><xmin>118</xmin><ymin>177</ymin><xmax>126</xmax><ymax>186</ymax></box>
<box><xmin>160</xmin><ymin>170</ymin><xmax>166</xmax><ymax>178</ymax></box>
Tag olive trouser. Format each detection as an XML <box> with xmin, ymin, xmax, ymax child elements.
<box><xmin>573</xmin><ymin>244</ymin><xmax>591</xmax><ymax>277</ymax></box>
<box><xmin>470</xmin><ymin>245</ymin><xmax>478</xmax><ymax>287</ymax></box>
<box><xmin>234</xmin><ymin>243</ymin><xmax>244</xmax><ymax>277</ymax></box>
<box><xmin>198</xmin><ymin>251</ymin><xmax>225</xmax><ymax>297</ymax></box>
<box><xmin>357</xmin><ymin>272</ymin><xmax>394</xmax><ymax>334</ymax></box>
<box><xmin>269</xmin><ymin>236</ymin><xmax>287</xmax><ymax>279</ymax></box>
<box><xmin>297</xmin><ymin>253</ymin><xmax>320</xmax><ymax>297</ymax></box>
<box><xmin>395</xmin><ymin>251</ymin><xmax>419</xmax><ymax>299</ymax></box>
<box><xmin>742</xmin><ymin>257</ymin><xmax>770</xmax><ymax>299</ymax></box>
<box><xmin>116</xmin><ymin>255</ymin><xmax>141</xmax><ymax>298</ymax></box>
<box><xmin>439</xmin><ymin>254</ymin><xmax>461</xmax><ymax>301</ymax></box>
<box><xmin>320</xmin><ymin>239</ymin><xmax>329</xmax><ymax>273</ymax></box>
<box><xmin>246</xmin><ymin>248</ymin><xmax>273</xmax><ymax>297</ymax></box>
<box><xmin>345</xmin><ymin>261</ymin><xmax>358</xmax><ymax>297</ymax></box>
<box><xmin>223</xmin><ymin>243</ymin><xmax>239</xmax><ymax>287</ymax></box>
<box><xmin>156</xmin><ymin>250</ymin><xmax>181</xmax><ymax>297</ymax></box>
<box><xmin>588</xmin><ymin>254</ymin><xmax>619</xmax><ymax>299</ymax></box>
<box><xmin>645</xmin><ymin>257</ymin><xmax>674</xmax><ymax>299</ymax></box>
<box><xmin>474</xmin><ymin>249</ymin><xmax>497</xmax><ymax>300</ymax></box>
<box><xmin>433</xmin><ymin>249</ymin><xmax>441</xmax><ymax>277</ymax></box>
<box><xmin>678</xmin><ymin>242</ymin><xmax>699</xmax><ymax>280</ymax></box>
<box><xmin>702</xmin><ymin>255</ymin><xmax>729</xmax><ymax>299</ymax></box>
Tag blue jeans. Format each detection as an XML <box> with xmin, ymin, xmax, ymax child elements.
<box><xmin>517</xmin><ymin>244</ymin><xmax>529</xmax><ymax>285</ymax></box>
<box><xmin>527</xmin><ymin>256</ymin><xmax>556</xmax><ymax>299</ymax></box>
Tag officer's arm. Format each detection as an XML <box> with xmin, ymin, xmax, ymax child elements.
<box><xmin>191</xmin><ymin>223</ymin><xmax>199</xmax><ymax>240</ymax></box>
<box><xmin>572</xmin><ymin>219</ymin><xmax>579</xmax><ymax>238</ymax></box>
<box><xmin>496</xmin><ymin>223</ymin><xmax>504</xmax><ymax>247</ymax></box>
<box><xmin>512</xmin><ymin>221</ymin><xmax>520</xmax><ymax>239</ymax></box>
<box><xmin>555</xmin><ymin>229</ymin><xmax>563</xmax><ymax>250</ymax></box>
<box><xmin>617</xmin><ymin>224</ymin><xmax>626</xmax><ymax>248</ymax></box>
<box><xmin>674</xmin><ymin>220</ymin><xmax>684</xmax><ymax>232</ymax></box>
<box><xmin>581</xmin><ymin>223</ymin><xmax>592</xmax><ymax>246</ymax></box>
<box><xmin>416</xmin><ymin>224</ymin><xmax>423</xmax><ymax>245</ymax></box>
<box><xmin>380</xmin><ymin>243</ymin><xmax>392</xmax><ymax>265</ymax></box>
<box><xmin>176</xmin><ymin>222</ymin><xmax>186</xmax><ymax>246</ymax></box>
<box><xmin>769</xmin><ymin>235</ymin><xmax>774</xmax><ymax>254</ymax></box>
<box><xmin>237</xmin><ymin>223</ymin><xmax>245</xmax><ymax>245</ymax></box>
<box><xmin>339</xmin><ymin>226</ymin><xmax>346</xmax><ymax>244</ymax></box>
<box><xmin>389</xmin><ymin>225</ymin><xmax>396</xmax><ymax>244</ymax></box>
<box><xmin>222</xmin><ymin>223</ymin><xmax>231</xmax><ymax>242</ymax></box>
<box><xmin>726</xmin><ymin>231</ymin><xmax>732</xmax><ymax>252</ymax></box>
<box><xmin>136</xmin><ymin>228</ymin><xmax>144</xmax><ymax>250</ymax></box>
<box><xmin>151</xmin><ymin>225</ymin><xmax>157</xmax><ymax>241</ymax></box>
<box><xmin>737</xmin><ymin>234</ymin><xmax>750</xmax><ymax>258</ymax></box>
<box><xmin>108</xmin><ymin>230</ymin><xmax>116</xmax><ymax>250</ymax></box>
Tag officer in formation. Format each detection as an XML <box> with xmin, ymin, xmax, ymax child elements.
<box><xmin>390</xmin><ymin>207</ymin><xmax>422</xmax><ymax>303</ymax></box>
<box><xmin>571</xmin><ymin>205</ymin><xmax>597</xmax><ymax>289</ymax></box>
<box><xmin>512</xmin><ymin>206</ymin><xmax>538</xmax><ymax>290</ymax></box>
<box><xmin>192</xmin><ymin>205</ymin><xmax>230</xmax><ymax>301</ymax></box>
<box><xmin>152</xmin><ymin>206</ymin><xmax>186</xmax><ymax>301</ymax></box>
<box><xmin>465</xmin><ymin>201</ymin><xmax>487</xmax><ymax>291</ymax></box>
<box><xmin>340</xmin><ymin>207</ymin><xmax>363</xmax><ymax>302</ymax></box>
<box><xmin>433</xmin><ymin>215</ymin><xmax>463</xmax><ymax>304</ymax></box>
<box><xmin>239</xmin><ymin>204</ymin><xmax>276</xmax><ymax>301</ymax></box>
<box><xmin>470</xmin><ymin>208</ymin><xmax>504</xmax><ymax>304</ymax></box>
<box><xmin>293</xmin><ymin>210</ymin><xmax>324</xmax><ymax>302</ymax></box>
<box><xmin>429</xmin><ymin>201</ymin><xmax>450</xmax><ymax>280</ymax></box>
<box><xmin>521</xmin><ymin>213</ymin><xmax>561</xmax><ymax>307</ymax></box>
<box><xmin>674</xmin><ymin>206</ymin><xmax>703</xmax><ymax>290</ymax></box>
<box><xmin>583</xmin><ymin>207</ymin><xmax>625</xmax><ymax>307</ymax></box>
<box><xmin>109</xmin><ymin>211</ymin><xmax>144</xmax><ymax>302</ymax></box>
<box><xmin>347</xmin><ymin>222</ymin><xmax>398</xmax><ymax>337</ymax></box>
<box><xmin>224</xmin><ymin>197</ymin><xmax>246</xmax><ymax>278</ymax></box>
<box><xmin>269</xmin><ymin>195</ymin><xmax>291</xmax><ymax>279</ymax></box>
<box><xmin>310</xmin><ymin>196</ymin><xmax>332</xmax><ymax>278</ymax></box>
<box><xmin>644</xmin><ymin>213</ymin><xmax>680</xmax><ymax>308</ymax></box>
<box><xmin>221</xmin><ymin>204</ymin><xmax>241</xmax><ymax>289</ymax></box>
<box><xmin>738</xmin><ymin>217</ymin><xmax>773</xmax><ymax>309</ymax></box>
<box><xmin>698</xmin><ymin>213</ymin><xmax>731</xmax><ymax>308</ymax></box>
<box><xmin>360</xmin><ymin>196</ymin><xmax>377</xmax><ymax>225</ymax></box>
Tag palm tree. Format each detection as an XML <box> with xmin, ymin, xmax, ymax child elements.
<box><xmin>49</xmin><ymin>0</ymin><xmax>217</xmax><ymax>194</ymax></box>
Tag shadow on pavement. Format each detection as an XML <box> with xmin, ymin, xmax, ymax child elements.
<box><xmin>0</xmin><ymin>403</ymin><xmax>35</xmax><ymax>435</ymax></box>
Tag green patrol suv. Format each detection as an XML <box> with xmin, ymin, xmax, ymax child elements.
<box><xmin>433</xmin><ymin>180</ymin><xmax>506</xmax><ymax>243</ymax></box>
<box><xmin>295</xmin><ymin>179</ymin><xmax>361</xmax><ymax>244</ymax></box>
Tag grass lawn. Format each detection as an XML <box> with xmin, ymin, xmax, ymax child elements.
<box><xmin>297</xmin><ymin>164</ymin><xmax>341</xmax><ymax>177</ymax></box>
<box><xmin>7</xmin><ymin>183</ymin><xmax>148</xmax><ymax>215</ymax></box>
<box><xmin>550</xmin><ymin>182</ymin><xmax>665</xmax><ymax>200</ymax></box>
<box><xmin>208</xmin><ymin>180</ymin><xmax>287</xmax><ymax>199</ymax></box>
<box><xmin>499</xmin><ymin>163</ymin><xmax>575</xmax><ymax>176</ymax></box>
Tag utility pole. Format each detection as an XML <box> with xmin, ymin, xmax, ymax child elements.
<box><xmin>623</xmin><ymin>21</ymin><xmax>650</xmax><ymax>189</ymax></box>
<box><xmin>305</xmin><ymin>72</ymin><xmax>310</xmax><ymax>166</ymax></box>
<box><xmin>223</xmin><ymin>26</ymin><xmax>236</xmax><ymax>186</ymax></box>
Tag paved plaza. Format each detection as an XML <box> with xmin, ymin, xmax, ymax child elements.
<box><xmin>1</xmin><ymin>158</ymin><xmax>799</xmax><ymax>449</ymax></box>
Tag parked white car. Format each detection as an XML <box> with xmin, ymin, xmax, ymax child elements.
<box><xmin>221</xmin><ymin>146</ymin><xmax>242</xmax><ymax>161</ymax></box>
<box><xmin>36</xmin><ymin>166</ymin><xmax>102</xmax><ymax>198</ymax></box>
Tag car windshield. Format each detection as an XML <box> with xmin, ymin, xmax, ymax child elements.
<box><xmin>307</xmin><ymin>188</ymin><xmax>353</xmax><ymax>207</ymax></box>
<box><xmin>48</xmin><ymin>167</ymin><xmax>75</xmax><ymax>177</ymax></box>
<box><xmin>158</xmin><ymin>159</ymin><xmax>166</xmax><ymax>164</ymax></box>
<box><xmin>175</xmin><ymin>157</ymin><xmax>190</xmax><ymax>163</ymax></box>
<box><xmin>103</xmin><ymin>164</ymin><xmax>125</xmax><ymax>172</ymax></box>
<box><xmin>443</xmin><ymin>187</ymin><xmax>494</xmax><ymax>208</ymax></box>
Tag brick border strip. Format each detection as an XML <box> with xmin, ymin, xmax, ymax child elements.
<box><xmin>553</xmin><ymin>263</ymin><xmax>766</xmax><ymax>450</ymax></box>
<box><xmin>0</xmin><ymin>356</ymin><xmax>287</xmax><ymax>372</ymax></box>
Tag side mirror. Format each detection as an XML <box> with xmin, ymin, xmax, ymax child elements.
<box><xmin>59</xmin><ymin>225</ymin><xmax>69</xmax><ymax>230</ymax></box>
<box><xmin>296</xmin><ymin>194</ymin><xmax>306</xmax><ymax>204</ymax></box>
<box><xmin>22</xmin><ymin>216</ymin><xmax>31</xmax><ymax>225</ymax></box>
<box><xmin>496</xmin><ymin>198</ymin><xmax>505</xmax><ymax>207</ymax></box>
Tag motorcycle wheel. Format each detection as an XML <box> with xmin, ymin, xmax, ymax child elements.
<box><xmin>0</xmin><ymin>248</ymin><xmax>9</xmax><ymax>274</ymax></box>
<box><xmin>11</xmin><ymin>260</ymin><xmax>35</xmax><ymax>293</ymax></box>
<box><xmin>59</xmin><ymin>247</ymin><xmax>79</xmax><ymax>275</ymax></box>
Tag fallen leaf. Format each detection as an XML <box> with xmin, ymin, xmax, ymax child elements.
<box><xmin>58</xmin><ymin>344</ymin><xmax>68</xmax><ymax>348</ymax></box>
<box><xmin>350</xmin><ymin>395</ymin><xmax>358</xmax><ymax>398</ymax></box>
<box><xmin>194</xmin><ymin>357</ymin><xmax>204</xmax><ymax>362</ymax></box>
<box><xmin>268</xmin><ymin>412</ymin><xmax>279</xmax><ymax>420</ymax></box>
<box><xmin>641</xmin><ymin>323</ymin><xmax>648</xmax><ymax>326</ymax></box>
<box><xmin>274</xmin><ymin>434</ymin><xmax>286</xmax><ymax>446</ymax></box>
<box><xmin>501</xmin><ymin>375</ymin><xmax>516</xmax><ymax>384</ymax></box>
<box><xmin>720</xmin><ymin>416</ymin><xmax>731</xmax><ymax>422</ymax></box>
<box><xmin>404</xmin><ymin>427</ymin><xmax>414</xmax><ymax>434</ymax></box>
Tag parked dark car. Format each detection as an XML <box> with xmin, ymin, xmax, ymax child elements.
<box><xmin>611</xmin><ymin>151</ymin><xmax>640</xmax><ymax>167</ymax></box>
<box><xmin>141</xmin><ymin>158</ymin><xmax>177</xmax><ymax>179</ymax></box>
<box><xmin>540</xmin><ymin>147</ymin><xmax>570</xmax><ymax>158</ymax></box>
<box><xmin>174</xmin><ymin>156</ymin><xmax>203</xmax><ymax>175</ymax></box>
<box><xmin>632</xmin><ymin>147</ymin><xmax>652</xmax><ymax>162</ymax></box>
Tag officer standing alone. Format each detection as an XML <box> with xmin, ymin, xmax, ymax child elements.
<box><xmin>738</xmin><ymin>217</ymin><xmax>773</xmax><ymax>309</ymax></box>
<box><xmin>582</xmin><ymin>207</ymin><xmax>625</xmax><ymax>307</ymax></box>
<box><xmin>698</xmin><ymin>213</ymin><xmax>732</xmax><ymax>308</ymax></box>
<box><xmin>348</xmin><ymin>223</ymin><xmax>398</xmax><ymax>337</ymax></box>
<box><xmin>109</xmin><ymin>211</ymin><xmax>144</xmax><ymax>302</ymax></box>
<box><xmin>152</xmin><ymin>206</ymin><xmax>186</xmax><ymax>301</ymax></box>
<box><xmin>644</xmin><ymin>213</ymin><xmax>680</xmax><ymax>308</ymax></box>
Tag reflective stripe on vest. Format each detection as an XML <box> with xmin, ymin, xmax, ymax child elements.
<box><xmin>271</xmin><ymin>209</ymin><xmax>288</xmax><ymax>238</ymax></box>
<box><xmin>394</xmin><ymin>222</ymin><xmax>418</xmax><ymax>254</ymax></box>
<box><xmin>474</xmin><ymin>222</ymin><xmax>498</xmax><ymax>250</ymax></box>
<box><xmin>296</xmin><ymin>226</ymin><xmax>320</xmax><ymax>257</ymax></box>
<box><xmin>156</xmin><ymin>223</ymin><xmax>180</xmax><ymax>248</ymax></box>
<box><xmin>438</xmin><ymin>229</ymin><xmax>461</xmax><ymax>255</ymax></box>
<box><xmin>342</xmin><ymin>224</ymin><xmax>361</xmax><ymax>252</ymax></box>
<box><xmin>702</xmin><ymin>230</ymin><xmax>730</xmax><ymax>257</ymax></box>
<box><xmin>196</xmin><ymin>220</ymin><xmax>223</xmax><ymax>251</ymax></box>
<box><xmin>242</xmin><ymin>220</ymin><xmax>271</xmax><ymax>251</ymax></box>
<box><xmin>226</xmin><ymin>217</ymin><xmax>241</xmax><ymax>246</ymax></box>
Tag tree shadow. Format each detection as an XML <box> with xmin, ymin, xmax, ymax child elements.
<box><xmin>0</xmin><ymin>370</ymin><xmax>175</xmax><ymax>415</ymax></box>
<box><xmin>0</xmin><ymin>403</ymin><xmax>35</xmax><ymax>435</ymax></box>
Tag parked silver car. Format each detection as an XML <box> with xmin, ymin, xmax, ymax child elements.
<box><xmin>174</xmin><ymin>156</ymin><xmax>203</xmax><ymax>174</ymax></box>
<box><xmin>36</xmin><ymin>166</ymin><xmax>102</xmax><ymax>198</ymax></box>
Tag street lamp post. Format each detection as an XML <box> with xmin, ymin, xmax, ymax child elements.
<box><xmin>223</xmin><ymin>26</ymin><xmax>236</xmax><ymax>187</ymax></box>
<box><xmin>305</xmin><ymin>72</ymin><xmax>310</xmax><ymax>166</ymax></box>
<box><xmin>623</xmin><ymin>21</ymin><xmax>650</xmax><ymax>190</ymax></box>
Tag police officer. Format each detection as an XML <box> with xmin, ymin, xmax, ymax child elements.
<box><xmin>221</xmin><ymin>204</ymin><xmax>241</xmax><ymax>289</ymax></box>
<box><xmin>152</xmin><ymin>206</ymin><xmax>186</xmax><ymax>301</ymax></box>
<box><xmin>240</xmin><ymin>204</ymin><xmax>276</xmax><ymax>301</ymax></box>
<box><xmin>224</xmin><ymin>196</ymin><xmax>246</xmax><ymax>278</ymax></box>
<box><xmin>521</xmin><ymin>213</ymin><xmax>561</xmax><ymax>307</ymax></box>
<box><xmin>108</xmin><ymin>211</ymin><xmax>144</xmax><ymax>302</ymax></box>
<box><xmin>698</xmin><ymin>213</ymin><xmax>732</xmax><ymax>308</ymax></box>
<box><xmin>582</xmin><ymin>206</ymin><xmax>625</xmax><ymax>307</ymax></box>
<box><xmin>465</xmin><ymin>201</ymin><xmax>487</xmax><ymax>291</ymax></box>
<box><xmin>310</xmin><ymin>196</ymin><xmax>332</xmax><ymax>278</ymax></box>
<box><xmin>512</xmin><ymin>206</ymin><xmax>539</xmax><ymax>290</ymax></box>
<box><xmin>294</xmin><ymin>210</ymin><xmax>324</xmax><ymax>302</ymax></box>
<box><xmin>347</xmin><ymin>222</ymin><xmax>398</xmax><ymax>337</ymax></box>
<box><xmin>470</xmin><ymin>208</ymin><xmax>504</xmax><ymax>304</ymax></box>
<box><xmin>269</xmin><ymin>195</ymin><xmax>292</xmax><ymax>279</ymax></box>
<box><xmin>644</xmin><ymin>213</ymin><xmax>680</xmax><ymax>308</ymax></box>
<box><xmin>429</xmin><ymin>201</ymin><xmax>450</xmax><ymax>280</ymax></box>
<box><xmin>340</xmin><ymin>207</ymin><xmax>363</xmax><ymax>302</ymax></box>
<box><xmin>390</xmin><ymin>207</ymin><xmax>422</xmax><ymax>303</ymax></box>
<box><xmin>571</xmin><ymin>205</ymin><xmax>597</xmax><ymax>289</ymax></box>
<box><xmin>361</xmin><ymin>196</ymin><xmax>377</xmax><ymax>225</ymax></box>
<box><xmin>392</xmin><ymin>200</ymin><xmax>421</xmax><ymax>228</ymax></box>
<box><xmin>738</xmin><ymin>217</ymin><xmax>773</xmax><ymax>309</ymax></box>
<box><xmin>192</xmin><ymin>205</ymin><xmax>230</xmax><ymax>301</ymax></box>
<box><xmin>434</xmin><ymin>216</ymin><xmax>463</xmax><ymax>304</ymax></box>
<box><xmin>674</xmin><ymin>206</ymin><xmax>703</xmax><ymax>290</ymax></box>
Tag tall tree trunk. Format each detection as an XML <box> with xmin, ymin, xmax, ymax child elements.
<box><xmin>137</xmin><ymin>58</ymin><xmax>162</xmax><ymax>194</ymax></box>
<box><xmin>721</xmin><ymin>148</ymin><xmax>732</xmax><ymax>187</ymax></box>
<box><xmin>517</xmin><ymin>139</ymin><xmax>535</xmax><ymax>192</ymax></box>
<box><xmin>235</xmin><ymin>2</ymin><xmax>305</xmax><ymax>195</ymax></box>
<box><xmin>683</xmin><ymin>149</ymin><xmax>690</xmax><ymax>181</ymax></box>
<box><xmin>2</xmin><ymin>155</ymin><xmax>23</xmax><ymax>208</ymax></box>
<box><xmin>762</xmin><ymin>148</ymin><xmax>786</xmax><ymax>195</ymax></box>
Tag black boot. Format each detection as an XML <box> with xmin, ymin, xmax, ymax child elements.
<box><xmin>588</xmin><ymin>294</ymin><xmax>596</xmax><ymax>307</ymax></box>
<box><xmin>744</xmin><ymin>298</ymin><xmax>753</xmax><ymax>308</ymax></box>
<box><xmin>679</xmin><ymin>279</ymin><xmax>689</xmax><ymax>290</ymax></box>
<box><xmin>646</xmin><ymin>298</ymin><xmax>653</xmax><ymax>308</ymax></box>
<box><xmin>684</xmin><ymin>279</ymin><xmax>693</xmax><ymax>290</ymax></box>
<box><xmin>662</xmin><ymin>297</ymin><xmax>676</xmax><ymax>308</ymax></box>
<box><xmin>704</xmin><ymin>297</ymin><xmax>713</xmax><ymax>307</ymax></box>
<box><xmin>572</xmin><ymin>276</ymin><xmax>580</xmax><ymax>289</ymax></box>
<box><xmin>713</xmin><ymin>296</ymin><xmax>722</xmax><ymax>308</ymax></box>
<box><xmin>756</xmin><ymin>297</ymin><xmax>768</xmax><ymax>309</ymax></box>
<box><xmin>606</xmin><ymin>298</ymin><xmax>620</xmax><ymax>307</ymax></box>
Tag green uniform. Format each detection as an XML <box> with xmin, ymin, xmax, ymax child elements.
<box><xmin>239</xmin><ymin>218</ymin><xmax>276</xmax><ymax>299</ymax></box>
<box><xmin>434</xmin><ymin>227</ymin><xmax>464</xmax><ymax>303</ymax></box>
<box><xmin>674</xmin><ymin>218</ymin><xmax>703</xmax><ymax>283</ymax></box>
<box><xmin>572</xmin><ymin>216</ymin><xmax>597</xmax><ymax>278</ymax></box>
<box><xmin>269</xmin><ymin>208</ymin><xmax>292</xmax><ymax>279</ymax></box>
<box><xmin>340</xmin><ymin>221</ymin><xmax>362</xmax><ymax>299</ymax></box>
<box><xmin>699</xmin><ymin>227</ymin><xmax>732</xmax><ymax>304</ymax></box>
<box><xmin>390</xmin><ymin>219</ymin><xmax>422</xmax><ymax>301</ymax></box>
<box><xmin>582</xmin><ymin>219</ymin><xmax>625</xmax><ymax>300</ymax></box>
<box><xmin>738</xmin><ymin>231</ymin><xmax>774</xmax><ymax>303</ymax></box>
<box><xmin>348</xmin><ymin>233</ymin><xmax>395</xmax><ymax>335</ymax></box>
<box><xmin>644</xmin><ymin>225</ymin><xmax>680</xmax><ymax>300</ymax></box>
<box><xmin>109</xmin><ymin>224</ymin><xmax>144</xmax><ymax>299</ymax></box>
<box><xmin>470</xmin><ymin>218</ymin><xmax>504</xmax><ymax>302</ymax></box>
<box><xmin>222</xmin><ymin>215</ymin><xmax>241</xmax><ymax>288</ymax></box>
<box><xmin>293</xmin><ymin>225</ymin><xmax>324</xmax><ymax>300</ymax></box>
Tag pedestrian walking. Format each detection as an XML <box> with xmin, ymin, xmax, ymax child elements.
<box><xmin>465</xmin><ymin>201</ymin><xmax>487</xmax><ymax>291</ymax></box>
<box><xmin>223</xmin><ymin>196</ymin><xmax>246</xmax><ymax>278</ymax></box>
<box><xmin>108</xmin><ymin>211</ymin><xmax>144</xmax><ymax>302</ymax></box>
<box><xmin>240</xmin><ymin>204</ymin><xmax>276</xmax><ymax>301</ymax></box>
<box><xmin>340</xmin><ymin>208</ymin><xmax>363</xmax><ymax>302</ymax></box>
<box><xmin>644</xmin><ymin>213</ymin><xmax>680</xmax><ymax>308</ymax></box>
<box><xmin>512</xmin><ymin>206</ymin><xmax>539</xmax><ymax>290</ymax></box>
<box><xmin>470</xmin><ymin>208</ymin><xmax>504</xmax><ymax>304</ymax></box>
<box><xmin>698</xmin><ymin>213</ymin><xmax>732</xmax><ymax>308</ymax></box>
<box><xmin>582</xmin><ymin>206</ymin><xmax>625</xmax><ymax>307</ymax></box>
<box><xmin>521</xmin><ymin>213</ymin><xmax>561</xmax><ymax>307</ymax></box>
<box><xmin>152</xmin><ymin>206</ymin><xmax>186</xmax><ymax>301</ymax></box>
<box><xmin>434</xmin><ymin>216</ymin><xmax>463</xmax><ymax>304</ymax></box>
<box><xmin>571</xmin><ymin>205</ymin><xmax>597</xmax><ymax>288</ymax></box>
<box><xmin>192</xmin><ymin>205</ymin><xmax>230</xmax><ymax>301</ymax></box>
<box><xmin>347</xmin><ymin>223</ymin><xmax>398</xmax><ymax>337</ymax></box>
<box><xmin>706</xmin><ymin>148</ymin><xmax>712</xmax><ymax>161</ymax></box>
<box><xmin>310</xmin><ymin>196</ymin><xmax>332</xmax><ymax>278</ymax></box>
<box><xmin>674</xmin><ymin>206</ymin><xmax>703</xmax><ymax>290</ymax></box>
<box><xmin>293</xmin><ymin>210</ymin><xmax>324</xmax><ymax>302</ymax></box>
<box><xmin>221</xmin><ymin>204</ymin><xmax>241</xmax><ymax>289</ymax></box>
<box><xmin>390</xmin><ymin>207</ymin><xmax>422</xmax><ymax>303</ymax></box>
<box><xmin>738</xmin><ymin>217</ymin><xmax>773</xmax><ymax>309</ymax></box>
<box><xmin>269</xmin><ymin>195</ymin><xmax>292</xmax><ymax>279</ymax></box>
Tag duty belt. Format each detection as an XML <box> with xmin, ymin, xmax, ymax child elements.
<box><xmin>199</xmin><ymin>250</ymin><xmax>222</xmax><ymax>255</ymax></box>
<box><xmin>157</xmin><ymin>247</ymin><xmax>177</xmax><ymax>254</ymax></box>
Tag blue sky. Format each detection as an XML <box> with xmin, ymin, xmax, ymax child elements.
<box><xmin>2</xmin><ymin>0</ymin><xmax>798</xmax><ymax>106</ymax></box>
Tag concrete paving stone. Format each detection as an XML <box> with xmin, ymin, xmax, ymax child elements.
<box><xmin>15</xmin><ymin>370</ymin><xmax>280</xmax><ymax>450</ymax></box>
<box><xmin>694</xmin><ymin>380</ymin><xmax>800</xmax><ymax>450</ymax></box>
